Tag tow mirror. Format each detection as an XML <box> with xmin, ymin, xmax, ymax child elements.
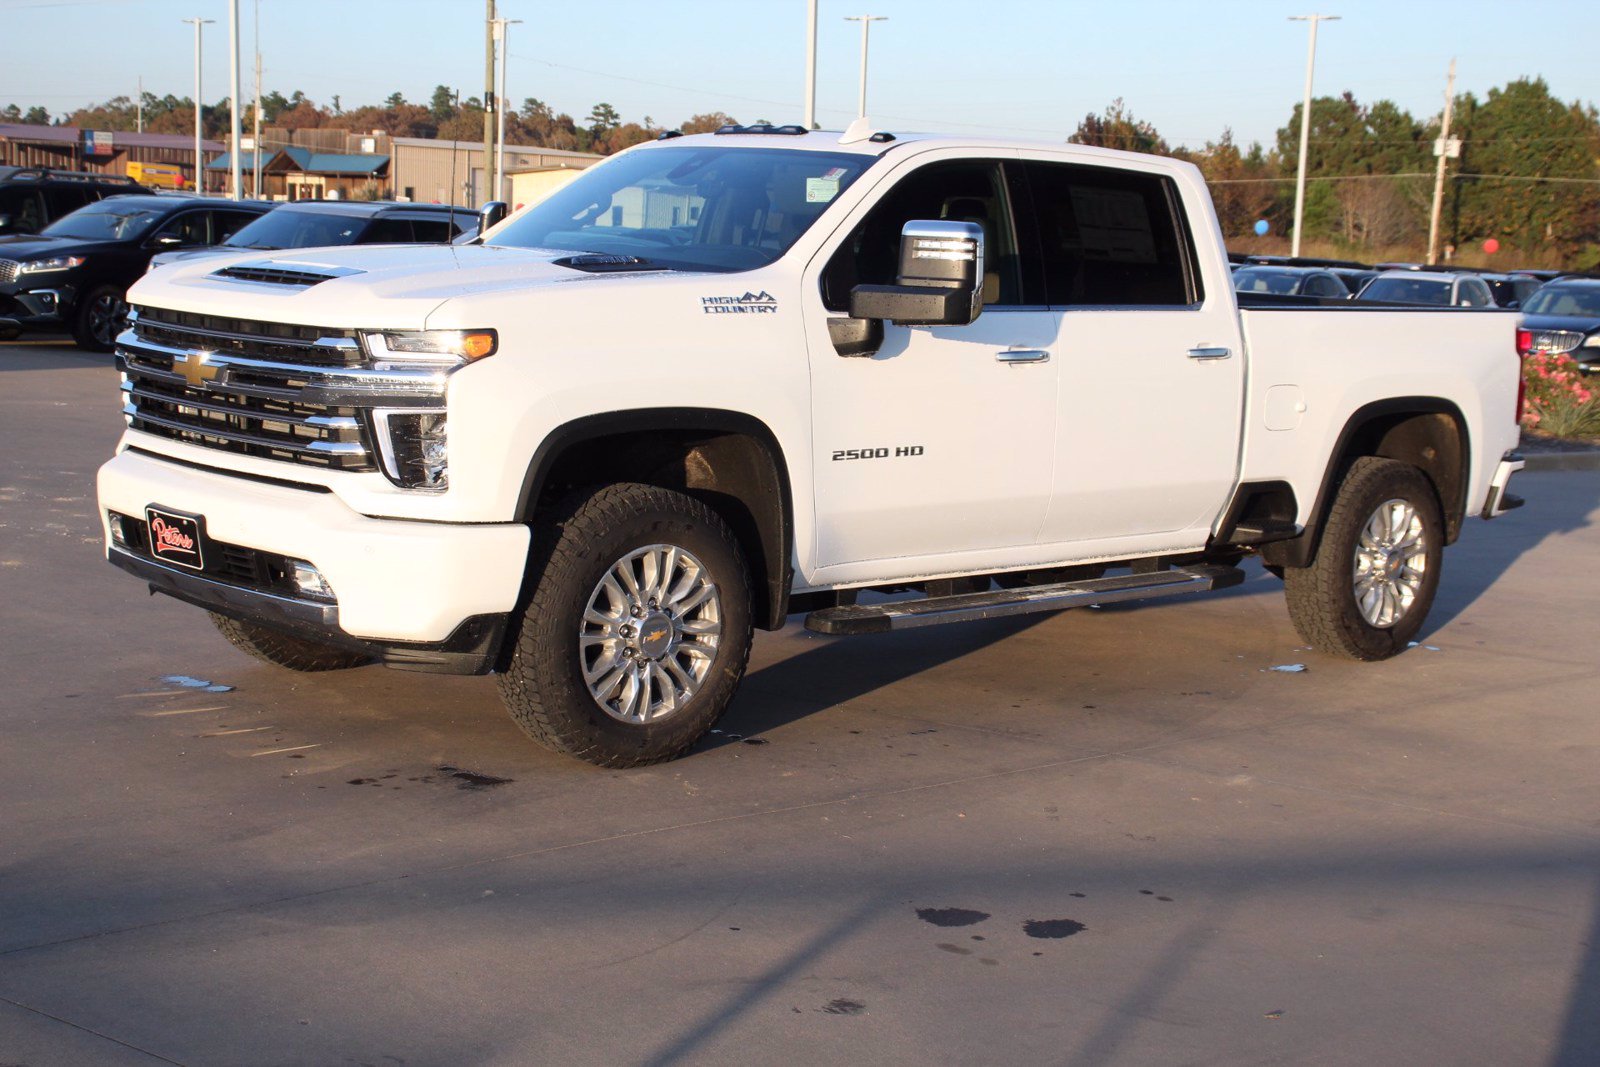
<box><xmin>479</xmin><ymin>200</ymin><xmax>509</xmax><ymax>233</ymax></box>
<box><xmin>849</xmin><ymin>220</ymin><xmax>985</xmax><ymax>327</ymax></box>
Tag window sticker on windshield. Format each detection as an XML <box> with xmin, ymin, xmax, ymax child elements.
<box><xmin>806</xmin><ymin>177</ymin><xmax>840</xmax><ymax>203</ymax></box>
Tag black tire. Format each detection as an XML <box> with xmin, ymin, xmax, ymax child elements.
<box><xmin>497</xmin><ymin>483</ymin><xmax>754</xmax><ymax>768</ymax></box>
<box><xmin>71</xmin><ymin>283</ymin><xmax>126</xmax><ymax>352</ymax></box>
<box><xmin>1283</xmin><ymin>457</ymin><xmax>1443</xmax><ymax>661</ymax></box>
<box><xmin>209</xmin><ymin>613</ymin><xmax>372</xmax><ymax>672</ymax></box>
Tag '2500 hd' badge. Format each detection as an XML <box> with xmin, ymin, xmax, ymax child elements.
<box><xmin>702</xmin><ymin>291</ymin><xmax>777</xmax><ymax>314</ymax></box>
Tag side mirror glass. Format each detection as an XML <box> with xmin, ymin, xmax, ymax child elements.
<box><xmin>0</xmin><ymin>214</ymin><xmax>13</xmax><ymax>234</ymax></box>
<box><xmin>150</xmin><ymin>234</ymin><xmax>184</xmax><ymax>249</ymax></box>
<box><xmin>849</xmin><ymin>219</ymin><xmax>985</xmax><ymax>327</ymax></box>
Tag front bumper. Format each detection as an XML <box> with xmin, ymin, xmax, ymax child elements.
<box><xmin>0</xmin><ymin>286</ymin><xmax>68</xmax><ymax>331</ymax></box>
<box><xmin>97</xmin><ymin>448</ymin><xmax>531</xmax><ymax>670</ymax></box>
<box><xmin>1481</xmin><ymin>451</ymin><xmax>1526</xmax><ymax>519</ymax></box>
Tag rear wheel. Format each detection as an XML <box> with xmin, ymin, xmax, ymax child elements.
<box><xmin>72</xmin><ymin>284</ymin><xmax>126</xmax><ymax>352</ymax></box>
<box><xmin>1283</xmin><ymin>457</ymin><xmax>1443</xmax><ymax>660</ymax></box>
<box><xmin>497</xmin><ymin>483</ymin><xmax>754</xmax><ymax>767</ymax></box>
<box><xmin>209</xmin><ymin>614</ymin><xmax>371</xmax><ymax>672</ymax></box>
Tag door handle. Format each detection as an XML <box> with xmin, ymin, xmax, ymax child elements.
<box><xmin>1187</xmin><ymin>346</ymin><xmax>1232</xmax><ymax>360</ymax></box>
<box><xmin>996</xmin><ymin>348</ymin><xmax>1050</xmax><ymax>364</ymax></box>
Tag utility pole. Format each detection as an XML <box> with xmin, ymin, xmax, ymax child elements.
<box><xmin>1288</xmin><ymin>13</ymin><xmax>1339</xmax><ymax>258</ymax></box>
<box><xmin>182</xmin><ymin>17</ymin><xmax>213</xmax><ymax>195</ymax></box>
<box><xmin>1426</xmin><ymin>58</ymin><xmax>1459</xmax><ymax>267</ymax></box>
<box><xmin>137</xmin><ymin>75</ymin><xmax>143</xmax><ymax>133</ymax></box>
<box><xmin>228</xmin><ymin>0</ymin><xmax>242</xmax><ymax>200</ymax></box>
<box><xmin>803</xmin><ymin>0</ymin><xmax>818</xmax><ymax>129</ymax></box>
<box><xmin>252</xmin><ymin>0</ymin><xmax>262</xmax><ymax>198</ymax></box>
<box><xmin>492</xmin><ymin>17</ymin><xmax>521</xmax><ymax>204</ymax></box>
<box><xmin>483</xmin><ymin>0</ymin><xmax>496</xmax><ymax>208</ymax></box>
<box><xmin>844</xmin><ymin>15</ymin><xmax>886</xmax><ymax>119</ymax></box>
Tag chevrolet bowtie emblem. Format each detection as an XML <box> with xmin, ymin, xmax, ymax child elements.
<box><xmin>174</xmin><ymin>351</ymin><xmax>219</xmax><ymax>388</ymax></box>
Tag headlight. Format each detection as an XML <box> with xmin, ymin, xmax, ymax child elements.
<box><xmin>1583</xmin><ymin>334</ymin><xmax>1600</xmax><ymax>348</ymax></box>
<box><xmin>361</xmin><ymin>329</ymin><xmax>497</xmax><ymax>366</ymax></box>
<box><xmin>371</xmin><ymin>408</ymin><xmax>449</xmax><ymax>490</ymax></box>
<box><xmin>19</xmin><ymin>255</ymin><xmax>86</xmax><ymax>275</ymax></box>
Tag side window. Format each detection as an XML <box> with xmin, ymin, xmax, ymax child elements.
<box><xmin>42</xmin><ymin>186</ymin><xmax>93</xmax><ymax>221</ymax></box>
<box><xmin>1023</xmin><ymin>161</ymin><xmax>1198</xmax><ymax>307</ymax></box>
<box><xmin>1458</xmin><ymin>280</ymin><xmax>1491</xmax><ymax>307</ymax></box>
<box><xmin>1306</xmin><ymin>274</ymin><xmax>1342</xmax><ymax>298</ymax></box>
<box><xmin>0</xmin><ymin>187</ymin><xmax>45</xmax><ymax>233</ymax></box>
<box><xmin>214</xmin><ymin>210</ymin><xmax>260</xmax><ymax>241</ymax></box>
<box><xmin>409</xmin><ymin>217</ymin><xmax>454</xmax><ymax>243</ymax></box>
<box><xmin>156</xmin><ymin>211</ymin><xmax>211</xmax><ymax>246</ymax></box>
<box><xmin>821</xmin><ymin>159</ymin><xmax>1024</xmax><ymax>311</ymax></box>
<box><xmin>360</xmin><ymin>217</ymin><xmax>415</xmax><ymax>243</ymax></box>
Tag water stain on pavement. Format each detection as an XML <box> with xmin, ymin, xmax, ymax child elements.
<box><xmin>1023</xmin><ymin>919</ymin><xmax>1086</xmax><ymax>939</ymax></box>
<box><xmin>916</xmin><ymin>907</ymin><xmax>991</xmax><ymax>927</ymax></box>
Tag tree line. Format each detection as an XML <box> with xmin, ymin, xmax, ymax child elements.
<box><xmin>1071</xmin><ymin>77</ymin><xmax>1600</xmax><ymax>267</ymax></box>
<box><xmin>8</xmin><ymin>74</ymin><xmax>1598</xmax><ymax>266</ymax></box>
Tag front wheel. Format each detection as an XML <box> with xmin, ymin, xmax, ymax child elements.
<box><xmin>1283</xmin><ymin>457</ymin><xmax>1443</xmax><ymax>660</ymax></box>
<box><xmin>497</xmin><ymin>483</ymin><xmax>754</xmax><ymax>767</ymax></box>
<box><xmin>72</xmin><ymin>283</ymin><xmax>126</xmax><ymax>352</ymax></box>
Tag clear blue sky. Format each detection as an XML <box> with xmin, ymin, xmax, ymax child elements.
<box><xmin>3</xmin><ymin>0</ymin><xmax>1598</xmax><ymax>150</ymax></box>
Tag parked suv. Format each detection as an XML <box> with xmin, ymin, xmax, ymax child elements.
<box><xmin>1232</xmin><ymin>265</ymin><xmax>1351</xmax><ymax>298</ymax></box>
<box><xmin>148</xmin><ymin>200</ymin><xmax>477</xmax><ymax>272</ymax></box>
<box><xmin>1356</xmin><ymin>270</ymin><xmax>1494</xmax><ymax>307</ymax></box>
<box><xmin>0</xmin><ymin>167</ymin><xmax>150</xmax><ymax>236</ymax></box>
<box><xmin>0</xmin><ymin>193</ymin><xmax>273</xmax><ymax>349</ymax></box>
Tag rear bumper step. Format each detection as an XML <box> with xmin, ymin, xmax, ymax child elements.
<box><xmin>804</xmin><ymin>564</ymin><xmax>1246</xmax><ymax>635</ymax></box>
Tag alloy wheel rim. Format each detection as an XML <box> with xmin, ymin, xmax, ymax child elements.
<box><xmin>579</xmin><ymin>543</ymin><xmax>721</xmax><ymax>723</ymax></box>
<box><xmin>90</xmin><ymin>293</ymin><xmax>123</xmax><ymax>345</ymax></box>
<box><xmin>1352</xmin><ymin>497</ymin><xmax>1427</xmax><ymax>628</ymax></box>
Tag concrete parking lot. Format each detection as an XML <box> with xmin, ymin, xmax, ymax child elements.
<box><xmin>2</xmin><ymin>340</ymin><xmax>1598</xmax><ymax>1067</ymax></box>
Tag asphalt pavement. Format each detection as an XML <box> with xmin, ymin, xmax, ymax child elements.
<box><xmin>3</xmin><ymin>340</ymin><xmax>1599</xmax><ymax>1066</ymax></box>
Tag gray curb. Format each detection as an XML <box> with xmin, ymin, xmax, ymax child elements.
<box><xmin>1522</xmin><ymin>450</ymin><xmax>1600</xmax><ymax>472</ymax></box>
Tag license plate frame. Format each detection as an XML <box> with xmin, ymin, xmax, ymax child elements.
<box><xmin>144</xmin><ymin>505</ymin><xmax>207</xmax><ymax>571</ymax></box>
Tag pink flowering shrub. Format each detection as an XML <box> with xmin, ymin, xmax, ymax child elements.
<box><xmin>1523</xmin><ymin>352</ymin><xmax>1600</xmax><ymax>437</ymax></box>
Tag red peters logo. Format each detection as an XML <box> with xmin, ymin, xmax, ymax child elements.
<box><xmin>149</xmin><ymin>516</ymin><xmax>196</xmax><ymax>556</ymax></box>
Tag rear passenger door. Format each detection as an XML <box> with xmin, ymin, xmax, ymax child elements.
<box><xmin>1019</xmin><ymin>156</ymin><xmax>1244</xmax><ymax>548</ymax></box>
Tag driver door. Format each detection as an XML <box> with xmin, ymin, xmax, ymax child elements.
<box><xmin>803</xmin><ymin>155</ymin><xmax>1059</xmax><ymax>582</ymax></box>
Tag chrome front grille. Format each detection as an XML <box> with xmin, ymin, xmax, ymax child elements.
<box><xmin>117</xmin><ymin>307</ymin><xmax>450</xmax><ymax>472</ymax></box>
<box><xmin>0</xmin><ymin>259</ymin><xmax>17</xmax><ymax>284</ymax></box>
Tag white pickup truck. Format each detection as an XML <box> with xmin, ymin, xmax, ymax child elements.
<box><xmin>97</xmin><ymin>121</ymin><xmax>1527</xmax><ymax>766</ymax></box>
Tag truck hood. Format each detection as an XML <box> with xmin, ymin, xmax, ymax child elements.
<box><xmin>124</xmin><ymin>243</ymin><xmax>659</xmax><ymax>329</ymax></box>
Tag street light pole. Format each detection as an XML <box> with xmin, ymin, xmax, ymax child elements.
<box><xmin>482</xmin><ymin>0</ymin><xmax>495</xmax><ymax>208</ymax></box>
<box><xmin>492</xmin><ymin>17</ymin><xmax>521</xmax><ymax>204</ymax></box>
<box><xmin>844</xmin><ymin>15</ymin><xmax>887</xmax><ymax>119</ymax></box>
<box><xmin>252</xmin><ymin>0</ymin><xmax>262</xmax><ymax>199</ymax></box>
<box><xmin>803</xmin><ymin>0</ymin><xmax>818</xmax><ymax>129</ymax></box>
<box><xmin>1288</xmin><ymin>13</ymin><xmax>1338</xmax><ymax>258</ymax></box>
<box><xmin>228</xmin><ymin>0</ymin><xmax>242</xmax><ymax>200</ymax></box>
<box><xmin>182</xmin><ymin>17</ymin><xmax>213</xmax><ymax>195</ymax></box>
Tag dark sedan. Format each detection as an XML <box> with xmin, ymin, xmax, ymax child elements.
<box><xmin>1518</xmin><ymin>279</ymin><xmax>1600</xmax><ymax>374</ymax></box>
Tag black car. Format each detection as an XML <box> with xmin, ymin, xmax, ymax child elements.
<box><xmin>0</xmin><ymin>167</ymin><xmax>151</xmax><ymax>236</ymax></box>
<box><xmin>1480</xmin><ymin>272</ymin><xmax>1543</xmax><ymax>310</ymax></box>
<box><xmin>148</xmin><ymin>199</ymin><xmax>477</xmax><ymax>271</ymax></box>
<box><xmin>1232</xmin><ymin>264</ymin><xmax>1351</xmax><ymax>299</ymax></box>
<box><xmin>0</xmin><ymin>193</ymin><xmax>273</xmax><ymax>349</ymax></box>
<box><xmin>1518</xmin><ymin>279</ymin><xmax>1600</xmax><ymax>374</ymax></box>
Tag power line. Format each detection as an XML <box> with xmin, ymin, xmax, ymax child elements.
<box><xmin>1207</xmin><ymin>172</ymin><xmax>1600</xmax><ymax>186</ymax></box>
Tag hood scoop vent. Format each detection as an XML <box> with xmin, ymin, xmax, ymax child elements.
<box><xmin>552</xmin><ymin>253</ymin><xmax>668</xmax><ymax>274</ymax></box>
<box><xmin>211</xmin><ymin>260</ymin><xmax>365</xmax><ymax>287</ymax></box>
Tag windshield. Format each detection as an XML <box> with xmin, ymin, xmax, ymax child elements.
<box><xmin>487</xmin><ymin>146</ymin><xmax>874</xmax><ymax>272</ymax></box>
<box><xmin>224</xmin><ymin>208</ymin><xmax>368</xmax><ymax>250</ymax></box>
<box><xmin>1359</xmin><ymin>277</ymin><xmax>1452</xmax><ymax>305</ymax></box>
<box><xmin>1522</xmin><ymin>286</ymin><xmax>1600</xmax><ymax>317</ymax></box>
<box><xmin>42</xmin><ymin>199</ymin><xmax>164</xmax><ymax>241</ymax></box>
<box><xmin>1233</xmin><ymin>268</ymin><xmax>1305</xmax><ymax>295</ymax></box>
